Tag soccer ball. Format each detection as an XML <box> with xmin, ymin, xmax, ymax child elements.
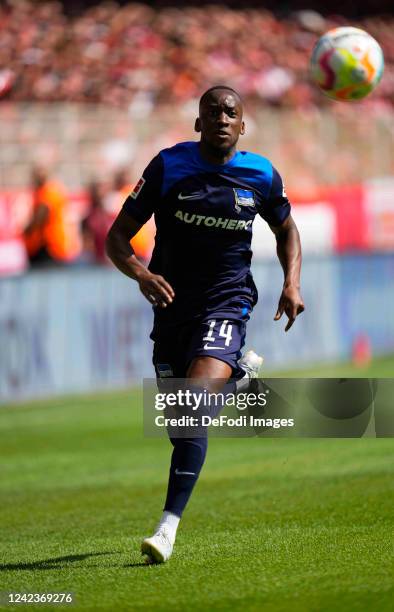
<box><xmin>310</xmin><ymin>27</ymin><xmax>384</xmax><ymax>101</ymax></box>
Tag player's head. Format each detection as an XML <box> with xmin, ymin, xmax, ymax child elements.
<box><xmin>31</xmin><ymin>165</ymin><xmax>48</xmax><ymax>189</ymax></box>
<box><xmin>195</xmin><ymin>86</ymin><xmax>245</xmax><ymax>153</ymax></box>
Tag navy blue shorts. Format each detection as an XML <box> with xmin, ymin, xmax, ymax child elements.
<box><xmin>152</xmin><ymin>314</ymin><xmax>248</xmax><ymax>379</ymax></box>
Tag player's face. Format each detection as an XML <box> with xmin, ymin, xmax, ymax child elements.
<box><xmin>196</xmin><ymin>91</ymin><xmax>245</xmax><ymax>153</ymax></box>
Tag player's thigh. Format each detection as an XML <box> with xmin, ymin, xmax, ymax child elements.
<box><xmin>187</xmin><ymin>316</ymin><xmax>247</xmax><ymax>378</ymax></box>
<box><xmin>152</xmin><ymin>324</ymin><xmax>190</xmax><ymax>378</ymax></box>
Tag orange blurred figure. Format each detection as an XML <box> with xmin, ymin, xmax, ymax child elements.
<box><xmin>24</xmin><ymin>166</ymin><xmax>71</xmax><ymax>266</ymax></box>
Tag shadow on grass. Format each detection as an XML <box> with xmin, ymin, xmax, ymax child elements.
<box><xmin>123</xmin><ymin>561</ymin><xmax>153</xmax><ymax>568</ymax></box>
<box><xmin>0</xmin><ymin>552</ymin><xmax>117</xmax><ymax>571</ymax></box>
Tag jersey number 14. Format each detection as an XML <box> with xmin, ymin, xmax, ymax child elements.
<box><xmin>203</xmin><ymin>319</ymin><xmax>233</xmax><ymax>350</ymax></box>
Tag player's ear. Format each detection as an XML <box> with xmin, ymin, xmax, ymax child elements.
<box><xmin>240</xmin><ymin>120</ymin><xmax>245</xmax><ymax>136</ymax></box>
<box><xmin>195</xmin><ymin>118</ymin><xmax>201</xmax><ymax>133</ymax></box>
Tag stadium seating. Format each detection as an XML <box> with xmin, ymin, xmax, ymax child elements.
<box><xmin>0</xmin><ymin>2</ymin><xmax>392</xmax><ymax>108</ymax></box>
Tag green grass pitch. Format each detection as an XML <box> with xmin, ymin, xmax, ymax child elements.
<box><xmin>0</xmin><ymin>357</ymin><xmax>393</xmax><ymax>611</ymax></box>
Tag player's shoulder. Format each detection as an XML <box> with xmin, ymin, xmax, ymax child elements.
<box><xmin>234</xmin><ymin>150</ymin><xmax>275</xmax><ymax>195</ymax></box>
<box><xmin>157</xmin><ymin>142</ymin><xmax>198</xmax><ymax>195</ymax></box>
<box><xmin>237</xmin><ymin>150</ymin><xmax>273</xmax><ymax>173</ymax></box>
<box><xmin>158</xmin><ymin>141</ymin><xmax>197</xmax><ymax>161</ymax></box>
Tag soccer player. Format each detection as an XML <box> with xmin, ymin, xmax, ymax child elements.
<box><xmin>106</xmin><ymin>86</ymin><xmax>304</xmax><ymax>563</ymax></box>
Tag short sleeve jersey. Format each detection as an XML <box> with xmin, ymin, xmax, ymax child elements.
<box><xmin>123</xmin><ymin>141</ymin><xmax>290</xmax><ymax>324</ymax></box>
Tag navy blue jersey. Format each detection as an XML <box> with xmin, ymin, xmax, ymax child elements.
<box><xmin>123</xmin><ymin>141</ymin><xmax>290</xmax><ymax>327</ymax></box>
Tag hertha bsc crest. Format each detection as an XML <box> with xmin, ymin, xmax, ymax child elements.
<box><xmin>233</xmin><ymin>188</ymin><xmax>255</xmax><ymax>213</ymax></box>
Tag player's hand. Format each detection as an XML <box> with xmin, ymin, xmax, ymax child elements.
<box><xmin>137</xmin><ymin>270</ymin><xmax>175</xmax><ymax>308</ymax></box>
<box><xmin>274</xmin><ymin>286</ymin><xmax>305</xmax><ymax>332</ymax></box>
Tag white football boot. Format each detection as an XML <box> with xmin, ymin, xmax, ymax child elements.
<box><xmin>239</xmin><ymin>350</ymin><xmax>264</xmax><ymax>377</ymax></box>
<box><xmin>141</xmin><ymin>527</ymin><xmax>174</xmax><ymax>564</ymax></box>
<box><xmin>238</xmin><ymin>350</ymin><xmax>264</xmax><ymax>386</ymax></box>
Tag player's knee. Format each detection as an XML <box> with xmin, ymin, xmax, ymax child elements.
<box><xmin>187</xmin><ymin>356</ymin><xmax>232</xmax><ymax>391</ymax></box>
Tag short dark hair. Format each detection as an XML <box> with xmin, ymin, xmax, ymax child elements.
<box><xmin>199</xmin><ymin>86</ymin><xmax>242</xmax><ymax>108</ymax></box>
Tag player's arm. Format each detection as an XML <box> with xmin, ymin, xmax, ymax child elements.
<box><xmin>259</xmin><ymin>166</ymin><xmax>305</xmax><ymax>332</ymax></box>
<box><xmin>270</xmin><ymin>214</ymin><xmax>304</xmax><ymax>332</ymax></box>
<box><xmin>106</xmin><ymin>210</ymin><xmax>174</xmax><ymax>308</ymax></box>
<box><xmin>105</xmin><ymin>154</ymin><xmax>174</xmax><ymax>308</ymax></box>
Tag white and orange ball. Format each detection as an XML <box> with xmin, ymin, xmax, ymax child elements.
<box><xmin>310</xmin><ymin>26</ymin><xmax>384</xmax><ymax>101</ymax></box>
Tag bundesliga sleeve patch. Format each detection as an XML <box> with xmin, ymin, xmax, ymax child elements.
<box><xmin>130</xmin><ymin>177</ymin><xmax>146</xmax><ymax>199</ymax></box>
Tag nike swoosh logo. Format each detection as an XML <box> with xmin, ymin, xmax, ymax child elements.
<box><xmin>203</xmin><ymin>344</ymin><xmax>225</xmax><ymax>350</ymax></box>
<box><xmin>175</xmin><ymin>469</ymin><xmax>196</xmax><ymax>476</ymax></box>
<box><xmin>178</xmin><ymin>192</ymin><xmax>204</xmax><ymax>200</ymax></box>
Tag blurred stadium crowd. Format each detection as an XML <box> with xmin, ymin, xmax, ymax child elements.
<box><xmin>1</xmin><ymin>163</ymin><xmax>154</xmax><ymax>272</ymax></box>
<box><xmin>0</xmin><ymin>1</ymin><xmax>393</xmax><ymax>275</ymax></box>
<box><xmin>0</xmin><ymin>0</ymin><xmax>393</xmax><ymax>109</ymax></box>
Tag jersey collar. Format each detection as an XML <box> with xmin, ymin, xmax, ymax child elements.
<box><xmin>194</xmin><ymin>142</ymin><xmax>240</xmax><ymax>171</ymax></box>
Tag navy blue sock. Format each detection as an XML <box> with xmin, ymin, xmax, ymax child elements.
<box><xmin>162</xmin><ymin>380</ymin><xmax>237</xmax><ymax>517</ymax></box>
<box><xmin>163</xmin><ymin>437</ymin><xmax>208</xmax><ymax>517</ymax></box>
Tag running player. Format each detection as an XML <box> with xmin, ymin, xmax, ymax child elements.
<box><xmin>106</xmin><ymin>86</ymin><xmax>305</xmax><ymax>563</ymax></box>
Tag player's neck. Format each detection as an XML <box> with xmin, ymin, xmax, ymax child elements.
<box><xmin>198</xmin><ymin>141</ymin><xmax>237</xmax><ymax>165</ymax></box>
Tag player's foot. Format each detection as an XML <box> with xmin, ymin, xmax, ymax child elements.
<box><xmin>239</xmin><ymin>350</ymin><xmax>264</xmax><ymax>379</ymax></box>
<box><xmin>141</xmin><ymin>528</ymin><xmax>174</xmax><ymax>564</ymax></box>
